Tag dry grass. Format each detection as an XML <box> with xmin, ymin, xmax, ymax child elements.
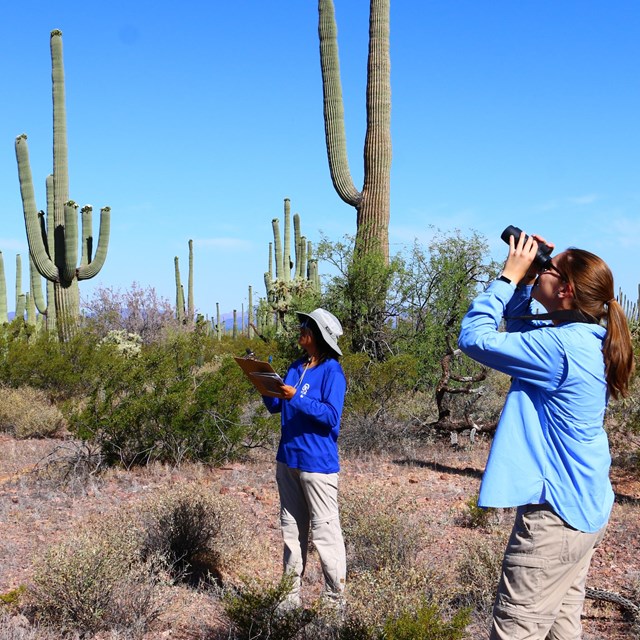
<box><xmin>0</xmin><ymin>387</ymin><xmax>64</xmax><ymax>439</ymax></box>
<box><xmin>0</xmin><ymin>435</ymin><xmax>638</xmax><ymax>639</ymax></box>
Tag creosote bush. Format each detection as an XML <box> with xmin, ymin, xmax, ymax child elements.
<box><xmin>223</xmin><ymin>574</ymin><xmax>316</xmax><ymax>640</ymax></box>
<box><xmin>0</xmin><ymin>386</ymin><xmax>64</xmax><ymax>438</ymax></box>
<box><xmin>457</xmin><ymin>493</ymin><xmax>497</xmax><ymax>529</ymax></box>
<box><xmin>71</xmin><ymin>332</ymin><xmax>275</xmax><ymax>467</ymax></box>
<box><xmin>381</xmin><ymin>599</ymin><xmax>471</xmax><ymax>640</ymax></box>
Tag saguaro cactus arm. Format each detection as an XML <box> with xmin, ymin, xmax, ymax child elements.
<box><xmin>78</xmin><ymin>206</ymin><xmax>111</xmax><ymax>280</ymax></box>
<box><xmin>318</xmin><ymin>0</ymin><xmax>361</xmax><ymax>207</ymax></box>
<box><xmin>15</xmin><ymin>135</ymin><xmax>59</xmax><ymax>282</ymax></box>
<box><xmin>30</xmin><ymin>255</ymin><xmax>47</xmax><ymax>314</ymax></box>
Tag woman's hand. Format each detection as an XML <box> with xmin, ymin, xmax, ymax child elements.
<box><xmin>279</xmin><ymin>384</ymin><xmax>297</xmax><ymax>400</ymax></box>
<box><xmin>501</xmin><ymin>232</ymin><xmax>554</xmax><ymax>285</ymax></box>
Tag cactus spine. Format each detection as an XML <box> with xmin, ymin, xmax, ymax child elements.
<box><xmin>15</xmin><ymin>31</ymin><xmax>111</xmax><ymax>340</ymax></box>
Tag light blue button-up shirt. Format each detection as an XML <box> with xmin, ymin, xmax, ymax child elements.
<box><xmin>458</xmin><ymin>279</ymin><xmax>614</xmax><ymax>533</ymax></box>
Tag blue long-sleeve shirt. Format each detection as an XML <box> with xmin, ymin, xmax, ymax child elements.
<box><xmin>263</xmin><ymin>357</ymin><xmax>347</xmax><ymax>474</ymax></box>
<box><xmin>458</xmin><ymin>279</ymin><xmax>614</xmax><ymax>533</ymax></box>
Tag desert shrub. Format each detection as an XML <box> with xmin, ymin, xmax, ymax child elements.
<box><xmin>347</xmin><ymin>566</ymin><xmax>445</xmax><ymax>632</ymax></box>
<box><xmin>223</xmin><ymin>574</ymin><xmax>316</xmax><ymax>640</ymax></box>
<box><xmin>454</xmin><ymin>535</ymin><xmax>506</xmax><ymax>611</ymax></box>
<box><xmin>382</xmin><ymin>599</ymin><xmax>470</xmax><ymax>640</ymax></box>
<box><xmin>71</xmin><ymin>333</ymin><xmax>275</xmax><ymax>467</ymax></box>
<box><xmin>138</xmin><ymin>483</ymin><xmax>240</xmax><ymax>585</ymax></box>
<box><xmin>340</xmin><ymin>488</ymin><xmax>422</xmax><ymax>573</ymax></box>
<box><xmin>29</xmin><ymin>515</ymin><xmax>166</xmax><ymax>636</ymax></box>
<box><xmin>0</xmin><ymin>327</ymin><xmax>103</xmax><ymax>401</ymax></box>
<box><xmin>0</xmin><ymin>386</ymin><xmax>64</xmax><ymax>438</ymax></box>
<box><xmin>30</xmin><ymin>440</ymin><xmax>105</xmax><ymax>493</ymax></box>
<box><xmin>457</xmin><ymin>493</ymin><xmax>498</xmax><ymax>529</ymax></box>
<box><xmin>340</xmin><ymin>353</ymin><xmax>420</xmax><ymax>454</ymax></box>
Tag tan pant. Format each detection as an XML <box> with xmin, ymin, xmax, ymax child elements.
<box><xmin>491</xmin><ymin>504</ymin><xmax>607</xmax><ymax>640</ymax></box>
<box><xmin>276</xmin><ymin>462</ymin><xmax>346</xmax><ymax>605</ymax></box>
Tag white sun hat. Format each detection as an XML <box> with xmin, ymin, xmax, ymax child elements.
<box><xmin>296</xmin><ymin>308</ymin><xmax>343</xmax><ymax>356</ymax></box>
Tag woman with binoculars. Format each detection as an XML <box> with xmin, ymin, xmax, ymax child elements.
<box><xmin>458</xmin><ymin>231</ymin><xmax>634</xmax><ymax>640</ymax></box>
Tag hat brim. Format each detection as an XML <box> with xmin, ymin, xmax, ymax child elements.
<box><xmin>296</xmin><ymin>311</ymin><xmax>343</xmax><ymax>356</ymax></box>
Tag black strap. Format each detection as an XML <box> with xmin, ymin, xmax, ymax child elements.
<box><xmin>506</xmin><ymin>308</ymin><xmax>599</xmax><ymax>324</ymax></box>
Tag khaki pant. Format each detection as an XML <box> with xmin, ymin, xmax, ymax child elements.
<box><xmin>276</xmin><ymin>462</ymin><xmax>346</xmax><ymax>605</ymax></box>
<box><xmin>491</xmin><ymin>504</ymin><xmax>606</xmax><ymax>640</ymax></box>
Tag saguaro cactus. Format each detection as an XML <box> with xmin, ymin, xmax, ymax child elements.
<box><xmin>318</xmin><ymin>0</ymin><xmax>392</xmax><ymax>262</ymax></box>
<box><xmin>264</xmin><ymin>198</ymin><xmax>320</xmax><ymax>327</ymax></box>
<box><xmin>174</xmin><ymin>239</ymin><xmax>194</xmax><ymax>324</ymax></box>
<box><xmin>174</xmin><ymin>256</ymin><xmax>185</xmax><ymax>323</ymax></box>
<box><xmin>15</xmin><ymin>30</ymin><xmax>110</xmax><ymax>341</ymax></box>
<box><xmin>0</xmin><ymin>252</ymin><xmax>7</xmax><ymax>324</ymax></box>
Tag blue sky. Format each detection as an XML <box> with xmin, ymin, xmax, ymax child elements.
<box><xmin>1</xmin><ymin>1</ymin><xmax>639</xmax><ymax>318</ymax></box>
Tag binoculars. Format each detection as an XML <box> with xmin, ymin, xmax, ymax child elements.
<box><xmin>501</xmin><ymin>225</ymin><xmax>553</xmax><ymax>270</ymax></box>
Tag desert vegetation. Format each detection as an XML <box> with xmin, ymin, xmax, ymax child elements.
<box><xmin>0</xmin><ymin>228</ymin><xmax>638</xmax><ymax>639</ymax></box>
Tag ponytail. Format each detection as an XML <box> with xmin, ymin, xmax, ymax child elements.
<box><xmin>557</xmin><ymin>249</ymin><xmax>635</xmax><ymax>399</ymax></box>
<box><xmin>602</xmin><ymin>299</ymin><xmax>635</xmax><ymax>399</ymax></box>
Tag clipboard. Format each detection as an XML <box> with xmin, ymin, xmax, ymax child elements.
<box><xmin>234</xmin><ymin>356</ymin><xmax>285</xmax><ymax>397</ymax></box>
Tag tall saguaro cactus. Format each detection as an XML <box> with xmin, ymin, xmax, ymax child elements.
<box><xmin>15</xmin><ymin>30</ymin><xmax>111</xmax><ymax>341</ymax></box>
<box><xmin>318</xmin><ymin>0</ymin><xmax>392</xmax><ymax>263</ymax></box>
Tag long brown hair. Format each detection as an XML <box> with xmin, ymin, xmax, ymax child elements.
<box><xmin>556</xmin><ymin>248</ymin><xmax>635</xmax><ymax>399</ymax></box>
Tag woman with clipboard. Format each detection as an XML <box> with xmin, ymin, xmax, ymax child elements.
<box><xmin>262</xmin><ymin>308</ymin><xmax>347</xmax><ymax>610</ymax></box>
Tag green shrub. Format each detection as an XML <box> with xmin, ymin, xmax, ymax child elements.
<box><xmin>340</xmin><ymin>353</ymin><xmax>420</xmax><ymax>453</ymax></box>
<box><xmin>71</xmin><ymin>333</ymin><xmax>275</xmax><ymax>467</ymax></box>
<box><xmin>223</xmin><ymin>574</ymin><xmax>316</xmax><ymax>640</ymax></box>
<box><xmin>29</xmin><ymin>515</ymin><xmax>165</xmax><ymax>636</ymax></box>
<box><xmin>457</xmin><ymin>494</ymin><xmax>497</xmax><ymax>529</ymax></box>
<box><xmin>0</xmin><ymin>585</ymin><xmax>26</xmax><ymax>611</ymax></box>
<box><xmin>382</xmin><ymin>600</ymin><xmax>470</xmax><ymax>640</ymax></box>
<box><xmin>0</xmin><ymin>386</ymin><xmax>64</xmax><ymax>438</ymax></box>
<box><xmin>0</xmin><ymin>326</ymin><xmax>106</xmax><ymax>402</ymax></box>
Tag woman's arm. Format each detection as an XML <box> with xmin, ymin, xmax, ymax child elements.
<box><xmin>458</xmin><ymin>281</ymin><xmax>565</xmax><ymax>388</ymax></box>
<box><xmin>287</xmin><ymin>364</ymin><xmax>347</xmax><ymax>431</ymax></box>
